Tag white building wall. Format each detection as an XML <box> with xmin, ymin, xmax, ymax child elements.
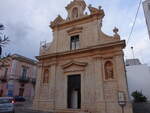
<box><xmin>143</xmin><ymin>0</ymin><xmax>150</xmax><ymax>38</ymax></box>
<box><xmin>126</xmin><ymin>64</ymin><xmax>150</xmax><ymax>100</ymax></box>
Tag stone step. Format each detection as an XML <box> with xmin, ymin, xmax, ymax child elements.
<box><xmin>54</xmin><ymin>110</ymin><xmax>89</xmax><ymax>113</ymax></box>
<box><xmin>55</xmin><ymin>112</ymin><xmax>89</xmax><ymax>113</ymax></box>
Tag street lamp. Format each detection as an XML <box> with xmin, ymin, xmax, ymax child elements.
<box><xmin>118</xmin><ymin>91</ymin><xmax>126</xmax><ymax>113</ymax></box>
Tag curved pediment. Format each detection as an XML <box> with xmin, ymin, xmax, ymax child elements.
<box><xmin>62</xmin><ymin>60</ymin><xmax>88</xmax><ymax>69</ymax></box>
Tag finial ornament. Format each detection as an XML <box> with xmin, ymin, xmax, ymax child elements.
<box><xmin>113</xmin><ymin>27</ymin><xmax>119</xmax><ymax>34</ymax></box>
<box><xmin>99</xmin><ymin>6</ymin><xmax>102</xmax><ymax>10</ymax></box>
<box><xmin>88</xmin><ymin>4</ymin><xmax>102</xmax><ymax>14</ymax></box>
<box><xmin>113</xmin><ymin>27</ymin><xmax>120</xmax><ymax>39</ymax></box>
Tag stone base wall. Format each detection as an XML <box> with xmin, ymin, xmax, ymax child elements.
<box><xmin>33</xmin><ymin>99</ymin><xmax>54</xmax><ymax>112</ymax></box>
<box><xmin>33</xmin><ymin>99</ymin><xmax>133</xmax><ymax>113</ymax></box>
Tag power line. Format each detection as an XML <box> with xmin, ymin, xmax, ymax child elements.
<box><xmin>127</xmin><ymin>0</ymin><xmax>142</xmax><ymax>45</ymax></box>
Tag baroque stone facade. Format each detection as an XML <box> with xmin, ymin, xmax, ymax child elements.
<box><xmin>33</xmin><ymin>0</ymin><xmax>133</xmax><ymax>113</ymax></box>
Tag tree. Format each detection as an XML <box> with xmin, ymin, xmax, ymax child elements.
<box><xmin>0</xmin><ymin>24</ymin><xmax>4</xmax><ymax>30</ymax></box>
<box><xmin>131</xmin><ymin>90</ymin><xmax>147</xmax><ymax>103</ymax></box>
<box><xmin>0</xmin><ymin>24</ymin><xmax>9</xmax><ymax>57</ymax></box>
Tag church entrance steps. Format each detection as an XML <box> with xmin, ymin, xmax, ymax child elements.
<box><xmin>54</xmin><ymin>109</ymin><xmax>90</xmax><ymax>113</ymax></box>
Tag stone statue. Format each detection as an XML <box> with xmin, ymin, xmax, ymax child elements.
<box><xmin>88</xmin><ymin>4</ymin><xmax>101</xmax><ymax>14</ymax></box>
<box><xmin>43</xmin><ymin>69</ymin><xmax>49</xmax><ymax>83</ymax></box>
<box><xmin>105</xmin><ymin>61</ymin><xmax>114</xmax><ymax>80</ymax></box>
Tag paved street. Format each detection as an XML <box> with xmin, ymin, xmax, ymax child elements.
<box><xmin>15</xmin><ymin>108</ymin><xmax>50</xmax><ymax>113</ymax></box>
<box><xmin>14</xmin><ymin>102</ymin><xmax>50</xmax><ymax>113</ymax></box>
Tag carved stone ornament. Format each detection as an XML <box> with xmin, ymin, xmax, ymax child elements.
<box><xmin>62</xmin><ymin>60</ymin><xmax>87</xmax><ymax>69</ymax></box>
<box><xmin>67</xmin><ymin>26</ymin><xmax>83</xmax><ymax>35</ymax></box>
<box><xmin>88</xmin><ymin>4</ymin><xmax>102</xmax><ymax>14</ymax></box>
<box><xmin>65</xmin><ymin>0</ymin><xmax>86</xmax><ymax>10</ymax></box>
<box><xmin>50</xmin><ymin>15</ymin><xmax>65</xmax><ymax>28</ymax></box>
<box><xmin>113</xmin><ymin>27</ymin><xmax>120</xmax><ymax>39</ymax></box>
<box><xmin>43</xmin><ymin>69</ymin><xmax>49</xmax><ymax>83</ymax></box>
<box><xmin>62</xmin><ymin>60</ymin><xmax>88</xmax><ymax>73</ymax></box>
<box><xmin>104</xmin><ymin>61</ymin><xmax>114</xmax><ymax>80</ymax></box>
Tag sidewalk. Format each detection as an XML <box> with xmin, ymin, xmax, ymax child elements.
<box><xmin>15</xmin><ymin>101</ymin><xmax>51</xmax><ymax>113</ymax></box>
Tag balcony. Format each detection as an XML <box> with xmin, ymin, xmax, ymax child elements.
<box><xmin>0</xmin><ymin>76</ymin><xmax>7</xmax><ymax>82</ymax></box>
<box><xmin>19</xmin><ymin>76</ymin><xmax>30</xmax><ymax>83</ymax></box>
<box><xmin>31</xmin><ymin>78</ymin><xmax>36</xmax><ymax>85</ymax></box>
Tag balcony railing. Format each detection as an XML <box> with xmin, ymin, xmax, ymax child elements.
<box><xmin>19</xmin><ymin>76</ymin><xmax>30</xmax><ymax>83</ymax></box>
<box><xmin>31</xmin><ymin>78</ymin><xmax>36</xmax><ymax>85</ymax></box>
<box><xmin>0</xmin><ymin>74</ymin><xmax>36</xmax><ymax>84</ymax></box>
<box><xmin>0</xmin><ymin>76</ymin><xmax>7</xmax><ymax>82</ymax></box>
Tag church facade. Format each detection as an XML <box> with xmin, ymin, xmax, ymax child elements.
<box><xmin>33</xmin><ymin>0</ymin><xmax>133</xmax><ymax>113</ymax></box>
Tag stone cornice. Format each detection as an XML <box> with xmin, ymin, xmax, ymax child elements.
<box><xmin>37</xmin><ymin>62</ymin><xmax>57</xmax><ymax>67</ymax></box>
<box><xmin>0</xmin><ymin>54</ymin><xmax>37</xmax><ymax>65</ymax></box>
<box><xmin>67</xmin><ymin>26</ymin><xmax>83</xmax><ymax>35</ymax></box>
<box><xmin>12</xmin><ymin>56</ymin><xmax>37</xmax><ymax>65</ymax></box>
<box><xmin>36</xmin><ymin>40</ymin><xmax>126</xmax><ymax>60</ymax></box>
<box><xmin>50</xmin><ymin>11</ymin><xmax>104</xmax><ymax>31</ymax></box>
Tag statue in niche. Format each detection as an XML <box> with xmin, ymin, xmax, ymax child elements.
<box><xmin>72</xmin><ymin>7</ymin><xmax>78</xmax><ymax>19</ymax></box>
<box><xmin>105</xmin><ymin>61</ymin><xmax>114</xmax><ymax>80</ymax></box>
<box><xmin>43</xmin><ymin>69</ymin><xmax>49</xmax><ymax>83</ymax></box>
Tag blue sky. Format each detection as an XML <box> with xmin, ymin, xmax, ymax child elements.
<box><xmin>0</xmin><ymin>0</ymin><xmax>150</xmax><ymax>65</ymax></box>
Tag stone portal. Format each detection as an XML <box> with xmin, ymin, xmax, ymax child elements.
<box><xmin>67</xmin><ymin>75</ymin><xmax>81</xmax><ymax>109</ymax></box>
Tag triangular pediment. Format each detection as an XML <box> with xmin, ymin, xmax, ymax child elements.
<box><xmin>62</xmin><ymin>60</ymin><xmax>88</xmax><ymax>69</ymax></box>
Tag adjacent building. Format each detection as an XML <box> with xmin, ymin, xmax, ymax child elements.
<box><xmin>143</xmin><ymin>0</ymin><xmax>150</xmax><ymax>39</ymax></box>
<box><xmin>126</xmin><ymin>59</ymin><xmax>150</xmax><ymax>100</ymax></box>
<box><xmin>0</xmin><ymin>54</ymin><xmax>37</xmax><ymax>100</ymax></box>
<box><xmin>33</xmin><ymin>0</ymin><xmax>133</xmax><ymax>113</ymax></box>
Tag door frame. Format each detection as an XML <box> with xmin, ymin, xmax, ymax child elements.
<box><xmin>67</xmin><ymin>74</ymin><xmax>81</xmax><ymax>109</ymax></box>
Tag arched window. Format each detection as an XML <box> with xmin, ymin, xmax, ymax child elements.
<box><xmin>72</xmin><ymin>7</ymin><xmax>78</xmax><ymax>19</ymax></box>
<box><xmin>104</xmin><ymin>61</ymin><xmax>114</xmax><ymax>80</ymax></box>
<box><xmin>43</xmin><ymin>69</ymin><xmax>49</xmax><ymax>83</ymax></box>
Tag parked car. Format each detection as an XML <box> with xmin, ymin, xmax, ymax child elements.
<box><xmin>7</xmin><ymin>97</ymin><xmax>15</xmax><ymax>104</ymax></box>
<box><xmin>0</xmin><ymin>97</ymin><xmax>15</xmax><ymax>113</ymax></box>
<box><xmin>13</xmin><ymin>96</ymin><xmax>26</xmax><ymax>102</ymax></box>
